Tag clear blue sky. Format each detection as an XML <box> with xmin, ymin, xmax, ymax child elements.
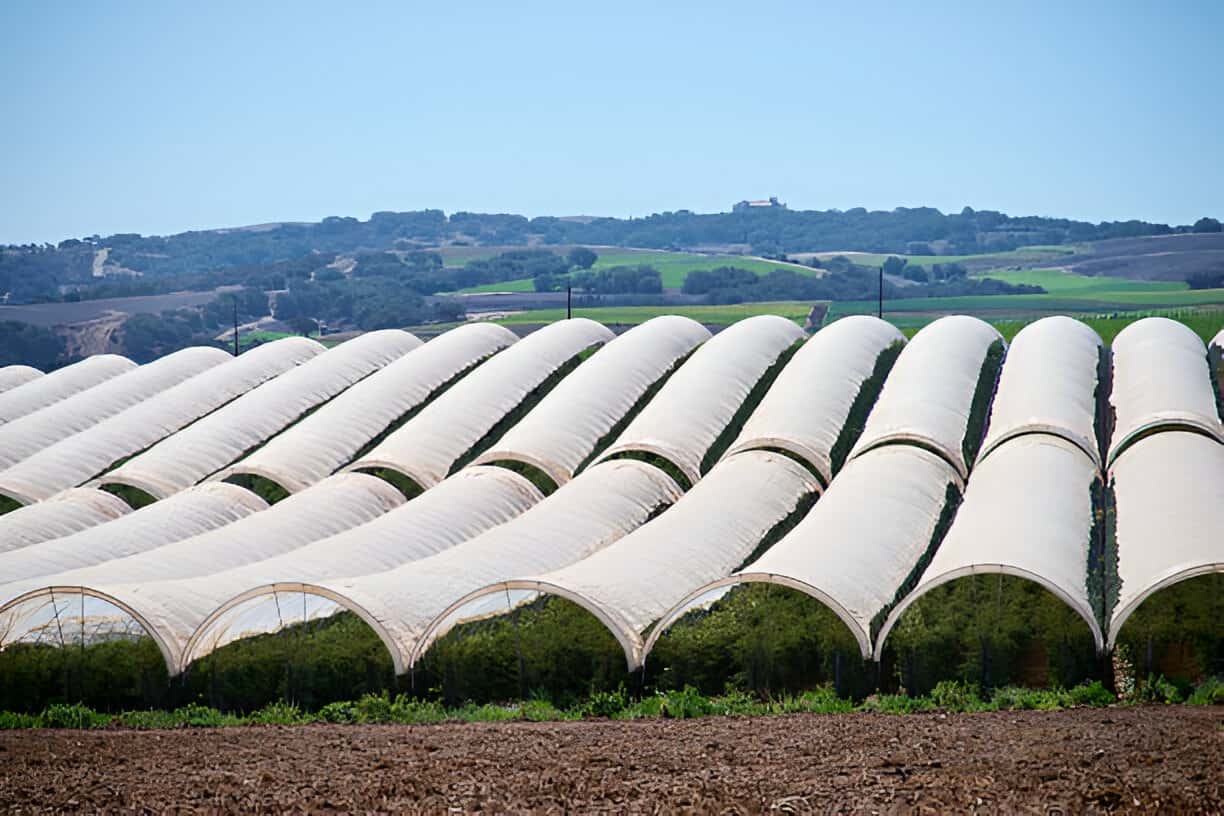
<box><xmin>2</xmin><ymin>1</ymin><xmax>1221</xmax><ymax>244</ymax></box>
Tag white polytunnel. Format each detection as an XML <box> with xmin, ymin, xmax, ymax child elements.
<box><xmin>96</xmin><ymin>330</ymin><xmax>418</xmax><ymax>500</ymax></box>
<box><xmin>1108</xmin><ymin>430</ymin><xmax>1224</xmax><ymax>648</ymax></box>
<box><xmin>848</xmin><ymin>315</ymin><xmax>1004</xmax><ymax>479</ymax></box>
<box><xmin>1213</xmin><ymin>328</ymin><xmax>1224</xmax><ymax>351</ymax></box>
<box><xmin>187</xmin><ymin>458</ymin><xmax>681</xmax><ymax>675</ymax></box>
<box><xmin>0</xmin><ymin>483</ymin><xmax>266</xmax><ymax>600</ymax></box>
<box><xmin>111</xmin><ymin>466</ymin><xmax>541</xmax><ymax>673</ymax></box>
<box><xmin>0</xmin><ymin>489</ymin><xmax>130</xmax><ymax>554</ymax></box>
<box><xmin>0</xmin><ymin>347</ymin><xmax>229</xmax><ymax>473</ymax></box>
<box><xmin>978</xmin><ymin>316</ymin><xmax>1104</xmax><ymax>467</ymax></box>
<box><xmin>455</xmin><ymin>450</ymin><xmax>822</xmax><ymax>669</ymax></box>
<box><xmin>644</xmin><ymin>445</ymin><xmax>962</xmax><ymax>662</ymax></box>
<box><xmin>0</xmin><ymin>338</ymin><xmax>322</xmax><ymax>505</ymax></box>
<box><xmin>872</xmin><ymin>434</ymin><xmax>1106</xmax><ymax>660</ymax></box>
<box><xmin>471</xmin><ymin>316</ymin><xmax>712</xmax><ymax>487</ymax></box>
<box><xmin>0</xmin><ymin>354</ymin><xmax>135</xmax><ymax>425</ymax></box>
<box><xmin>0</xmin><ymin>365</ymin><xmax>43</xmax><ymax>395</ymax></box>
<box><xmin>721</xmin><ymin>315</ymin><xmax>905</xmax><ymax>484</ymax></box>
<box><xmin>214</xmin><ymin>323</ymin><xmax>514</xmax><ymax>494</ymax></box>
<box><xmin>345</xmin><ymin>318</ymin><xmax>615</xmax><ymax>491</ymax></box>
<box><xmin>593</xmin><ymin>315</ymin><xmax>806</xmax><ymax>487</ymax></box>
<box><xmin>1108</xmin><ymin>317</ymin><xmax>1223</xmax><ymax>464</ymax></box>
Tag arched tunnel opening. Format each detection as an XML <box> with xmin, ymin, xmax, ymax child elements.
<box><xmin>878</xmin><ymin>574</ymin><xmax>1101</xmax><ymax>697</ymax></box>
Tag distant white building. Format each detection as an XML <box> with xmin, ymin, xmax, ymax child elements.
<box><xmin>733</xmin><ymin>196</ymin><xmax>786</xmax><ymax>212</ymax></box>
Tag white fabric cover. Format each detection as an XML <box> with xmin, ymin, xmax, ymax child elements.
<box><xmin>873</xmin><ymin>434</ymin><xmax>1105</xmax><ymax>658</ymax></box>
<box><xmin>0</xmin><ymin>354</ymin><xmax>135</xmax><ymax>424</ymax></box>
<box><xmin>216</xmin><ymin>324</ymin><xmax>514</xmax><ymax>493</ymax></box>
<box><xmin>0</xmin><ymin>338</ymin><xmax>322</xmax><ymax>505</ymax></box>
<box><xmin>0</xmin><ymin>347</ymin><xmax>228</xmax><ymax>473</ymax></box>
<box><xmin>848</xmin><ymin>315</ymin><xmax>1003</xmax><ymax>479</ymax></box>
<box><xmin>479</xmin><ymin>450</ymin><xmax>821</xmax><ymax>668</ymax></box>
<box><xmin>130</xmin><ymin>467</ymin><xmax>541</xmax><ymax>672</ymax></box>
<box><xmin>0</xmin><ymin>483</ymin><xmax>266</xmax><ymax>596</ymax></box>
<box><xmin>473</xmin><ymin>316</ymin><xmax>711</xmax><ymax>486</ymax></box>
<box><xmin>0</xmin><ymin>489</ymin><xmax>131</xmax><ymax>554</ymax></box>
<box><xmin>98</xmin><ymin>331</ymin><xmax>418</xmax><ymax>499</ymax></box>
<box><xmin>645</xmin><ymin>445</ymin><xmax>961</xmax><ymax>660</ymax></box>
<box><xmin>1109</xmin><ymin>431</ymin><xmax>1224</xmax><ymax>646</ymax></box>
<box><xmin>979</xmin><ymin>316</ymin><xmax>1104</xmax><ymax>466</ymax></box>
<box><xmin>594</xmin><ymin>315</ymin><xmax>805</xmax><ymax>486</ymax></box>
<box><xmin>204</xmin><ymin>459</ymin><xmax>680</xmax><ymax>674</ymax></box>
<box><xmin>1108</xmin><ymin>317</ymin><xmax>1223</xmax><ymax>463</ymax></box>
<box><xmin>0</xmin><ymin>366</ymin><xmax>43</xmax><ymax>395</ymax></box>
<box><xmin>347</xmin><ymin>319</ymin><xmax>615</xmax><ymax>490</ymax></box>
<box><xmin>1213</xmin><ymin>328</ymin><xmax>1224</xmax><ymax>351</ymax></box>
<box><xmin>723</xmin><ymin>315</ymin><xmax>905</xmax><ymax>483</ymax></box>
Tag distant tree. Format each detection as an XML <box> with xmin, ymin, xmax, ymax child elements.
<box><xmin>903</xmin><ymin>265</ymin><xmax>928</xmax><ymax>283</ymax></box>
<box><xmin>1192</xmin><ymin>217</ymin><xmax>1222</xmax><ymax>233</ymax></box>
<box><xmin>881</xmin><ymin>256</ymin><xmax>908</xmax><ymax>277</ymax></box>
<box><xmin>567</xmin><ymin>247</ymin><xmax>598</xmax><ymax>269</ymax></box>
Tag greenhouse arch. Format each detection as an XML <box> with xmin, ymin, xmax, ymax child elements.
<box><xmin>408</xmin><ymin>580</ymin><xmax>642</xmax><ymax>672</ymax></box>
<box><xmin>872</xmin><ymin>566</ymin><xmax>1107</xmax><ymax>662</ymax></box>
<box><xmin>0</xmin><ymin>586</ymin><xmax>179</xmax><ymax>676</ymax></box>
<box><xmin>1108</xmin><ymin>563</ymin><xmax>1224</xmax><ymax>649</ymax></box>
<box><xmin>641</xmin><ymin>574</ymin><xmax>874</xmax><ymax>667</ymax></box>
<box><xmin>181</xmin><ymin>583</ymin><xmax>407</xmax><ymax>676</ymax></box>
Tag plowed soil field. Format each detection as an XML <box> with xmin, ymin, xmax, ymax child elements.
<box><xmin>1</xmin><ymin>707</ymin><xmax>1219</xmax><ymax>813</ymax></box>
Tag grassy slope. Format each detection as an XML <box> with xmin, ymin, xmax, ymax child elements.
<box><xmin>491</xmin><ymin>302</ymin><xmax>816</xmax><ymax>326</ymax></box>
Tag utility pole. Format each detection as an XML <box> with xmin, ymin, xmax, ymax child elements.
<box><xmin>878</xmin><ymin>266</ymin><xmax>883</xmax><ymax>319</ymax></box>
<box><xmin>232</xmin><ymin>296</ymin><xmax>239</xmax><ymax>356</ymax></box>
<box><xmin>566</xmin><ymin>285</ymin><xmax>572</xmax><ymax>320</ymax></box>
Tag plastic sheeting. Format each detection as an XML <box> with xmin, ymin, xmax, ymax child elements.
<box><xmin>1214</xmin><ymin>328</ymin><xmax>1224</xmax><ymax>351</ymax></box>
<box><xmin>644</xmin><ymin>445</ymin><xmax>961</xmax><ymax>661</ymax></box>
<box><xmin>0</xmin><ymin>347</ymin><xmax>232</xmax><ymax>474</ymax></box>
<box><xmin>466</xmin><ymin>450</ymin><xmax>821</xmax><ymax>668</ymax></box>
<box><xmin>1108</xmin><ymin>431</ymin><xmax>1224</xmax><ymax>646</ymax></box>
<box><xmin>0</xmin><ymin>489</ymin><xmax>131</xmax><ymax>554</ymax></box>
<box><xmin>594</xmin><ymin>315</ymin><xmax>805</xmax><ymax>486</ymax></box>
<box><xmin>0</xmin><ymin>366</ymin><xmax>43</xmax><ymax>395</ymax></box>
<box><xmin>97</xmin><ymin>331</ymin><xmax>418</xmax><ymax>499</ymax></box>
<box><xmin>0</xmin><ymin>338</ymin><xmax>323</xmax><ymax>505</ymax></box>
<box><xmin>978</xmin><ymin>316</ymin><xmax>1104</xmax><ymax>466</ymax></box>
<box><xmin>215</xmin><ymin>324</ymin><xmax>514</xmax><ymax>493</ymax></box>
<box><xmin>346</xmin><ymin>319</ymin><xmax>615</xmax><ymax>490</ymax></box>
<box><xmin>472</xmin><ymin>316</ymin><xmax>711</xmax><ymax>486</ymax></box>
<box><xmin>873</xmin><ymin>434</ymin><xmax>1105</xmax><ymax>658</ymax></box>
<box><xmin>848</xmin><ymin>315</ymin><xmax>1003</xmax><ymax>479</ymax></box>
<box><xmin>1108</xmin><ymin>317</ymin><xmax>1223</xmax><ymax>464</ymax></box>
<box><xmin>0</xmin><ymin>355</ymin><xmax>135</xmax><ymax>425</ymax></box>
<box><xmin>722</xmin><ymin>315</ymin><xmax>905</xmax><ymax>484</ymax></box>
<box><xmin>125</xmin><ymin>467</ymin><xmax>541</xmax><ymax>672</ymax></box>
<box><xmin>0</xmin><ymin>483</ymin><xmax>266</xmax><ymax>599</ymax></box>
<box><xmin>188</xmin><ymin>459</ymin><xmax>680</xmax><ymax>674</ymax></box>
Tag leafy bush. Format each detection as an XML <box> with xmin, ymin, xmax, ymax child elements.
<box><xmin>930</xmin><ymin>680</ymin><xmax>988</xmax><ymax>711</ymax></box>
<box><xmin>1135</xmin><ymin>674</ymin><xmax>1185</xmax><ymax>704</ymax></box>
<box><xmin>318</xmin><ymin>700</ymin><xmax>358</xmax><ymax>723</ymax></box>
<box><xmin>1187</xmin><ymin>677</ymin><xmax>1224</xmax><ymax>706</ymax></box>
<box><xmin>710</xmin><ymin>689</ymin><xmax>770</xmax><ymax>717</ymax></box>
<box><xmin>991</xmin><ymin>686</ymin><xmax>1063</xmax><ymax>711</ymax></box>
<box><xmin>615</xmin><ymin>695</ymin><xmax>665</xmax><ymax>720</ymax></box>
<box><xmin>40</xmin><ymin>703</ymin><xmax>110</xmax><ymax>729</ymax></box>
<box><xmin>246</xmin><ymin>701</ymin><xmax>313</xmax><ymax>726</ymax></box>
<box><xmin>1065</xmin><ymin>681</ymin><xmax>1115</xmax><ymax>708</ymax></box>
<box><xmin>0</xmin><ymin>711</ymin><xmax>41</xmax><ymax>729</ymax></box>
<box><xmin>353</xmin><ymin>692</ymin><xmax>394</xmax><ymax>723</ymax></box>
<box><xmin>577</xmin><ymin>687</ymin><xmax>629</xmax><ymax>718</ymax></box>
<box><xmin>859</xmin><ymin>694</ymin><xmax>937</xmax><ymax>714</ymax></box>
<box><xmin>659</xmin><ymin>686</ymin><xmax>714</xmax><ymax>719</ymax></box>
<box><xmin>779</xmin><ymin>686</ymin><xmax>855</xmax><ymax>715</ymax></box>
<box><xmin>389</xmin><ymin>697</ymin><xmax>447</xmax><ymax>725</ymax></box>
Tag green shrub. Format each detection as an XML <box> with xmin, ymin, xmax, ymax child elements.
<box><xmin>930</xmin><ymin>680</ymin><xmax>987</xmax><ymax>711</ymax></box>
<box><xmin>1136</xmin><ymin>674</ymin><xmax>1184</xmax><ymax>704</ymax></box>
<box><xmin>114</xmin><ymin>709</ymin><xmax>179</xmax><ymax>729</ymax></box>
<box><xmin>779</xmin><ymin>685</ymin><xmax>855</xmax><ymax>715</ymax></box>
<box><xmin>318</xmin><ymin>700</ymin><xmax>357</xmax><ymax>723</ymax></box>
<box><xmin>40</xmin><ymin>703</ymin><xmax>110</xmax><ymax>729</ymax></box>
<box><xmin>353</xmin><ymin>692</ymin><xmax>394</xmax><ymax>723</ymax></box>
<box><xmin>1065</xmin><ymin>681</ymin><xmax>1115</xmax><ymax>708</ymax></box>
<box><xmin>452</xmin><ymin>702</ymin><xmax>520</xmax><ymax>722</ymax></box>
<box><xmin>710</xmin><ymin>689</ymin><xmax>770</xmax><ymax>717</ymax></box>
<box><xmin>577</xmin><ymin>687</ymin><xmax>629</xmax><ymax>718</ymax></box>
<box><xmin>389</xmin><ymin>697</ymin><xmax>447</xmax><ymax>725</ymax></box>
<box><xmin>246</xmin><ymin>701</ymin><xmax>313</xmax><ymax>725</ymax></box>
<box><xmin>1187</xmin><ymin>677</ymin><xmax>1224</xmax><ymax>706</ymax></box>
<box><xmin>615</xmin><ymin>694</ymin><xmax>664</xmax><ymax>720</ymax></box>
<box><xmin>0</xmin><ymin>711</ymin><xmax>41</xmax><ymax>729</ymax></box>
<box><xmin>659</xmin><ymin>686</ymin><xmax>713</xmax><ymax>719</ymax></box>
<box><xmin>991</xmin><ymin>686</ymin><xmax>1062</xmax><ymax>711</ymax></box>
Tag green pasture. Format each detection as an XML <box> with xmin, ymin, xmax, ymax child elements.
<box><xmin>491</xmin><ymin>302</ymin><xmax>816</xmax><ymax>327</ymax></box>
<box><xmin>811</xmin><ymin>245</ymin><xmax>1077</xmax><ymax>269</ymax></box>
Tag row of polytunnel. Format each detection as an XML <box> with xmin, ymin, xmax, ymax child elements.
<box><xmin>0</xmin><ymin>314</ymin><xmax>1220</xmax><ymax>678</ymax></box>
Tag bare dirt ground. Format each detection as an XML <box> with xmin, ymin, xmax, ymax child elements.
<box><xmin>1</xmin><ymin>707</ymin><xmax>1219</xmax><ymax>813</ymax></box>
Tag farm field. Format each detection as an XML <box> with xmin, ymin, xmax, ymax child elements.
<box><xmin>491</xmin><ymin>301</ymin><xmax>817</xmax><ymax>326</ymax></box>
<box><xmin>806</xmin><ymin>244</ymin><xmax>1077</xmax><ymax>270</ymax></box>
<box><xmin>457</xmin><ymin>248</ymin><xmax>812</xmax><ymax>292</ymax></box>
<box><xmin>1</xmin><ymin>707</ymin><xmax>1218</xmax><ymax>812</ymax></box>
